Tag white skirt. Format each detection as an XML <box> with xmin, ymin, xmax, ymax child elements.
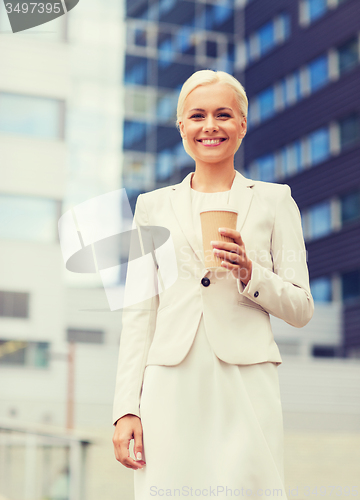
<box><xmin>135</xmin><ymin>314</ymin><xmax>288</xmax><ymax>499</ymax></box>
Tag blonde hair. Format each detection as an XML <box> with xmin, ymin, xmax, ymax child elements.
<box><xmin>175</xmin><ymin>70</ymin><xmax>248</xmax><ymax>160</ymax></box>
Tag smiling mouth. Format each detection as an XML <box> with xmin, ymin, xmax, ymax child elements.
<box><xmin>197</xmin><ymin>138</ymin><xmax>227</xmax><ymax>145</ymax></box>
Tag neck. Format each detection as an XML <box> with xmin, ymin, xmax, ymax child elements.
<box><xmin>191</xmin><ymin>162</ymin><xmax>236</xmax><ymax>193</ymax></box>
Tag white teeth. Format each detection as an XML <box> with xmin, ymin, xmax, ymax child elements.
<box><xmin>201</xmin><ymin>139</ymin><xmax>224</xmax><ymax>145</ymax></box>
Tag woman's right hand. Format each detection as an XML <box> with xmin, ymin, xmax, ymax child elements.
<box><xmin>112</xmin><ymin>414</ymin><xmax>146</xmax><ymax>470</ymax></box>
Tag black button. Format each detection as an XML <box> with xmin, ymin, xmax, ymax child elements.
<box><xmin>201</xmin><ymin>277</ymin><xmax>210</xmax><ymax>287</ymax></box>
<box><xmin>254</xmin><ymin>291</ymin><xmax>259</xmax><ymax>298</ymax></box>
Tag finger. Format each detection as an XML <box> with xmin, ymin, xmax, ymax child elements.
<box><xmin>123</xmin><ymin>456</ymin><xmax>146</xmax><ymax>470</ymax></box>
<box><xmin>218</xmin><ymin>227</ymin><xmax>243</xmax><ymax>243</ymax></box>
<box><xmin>213</xmin><ymin>247</ymin><xmax>244</xmax><ymax>261</ymax></box>
<box><xmin>133</xmin><ymin>423</ymin><xmax>146</xmax><ymax>465</ymax></box>
<box><xmin>212</xmin><ymin>241</ymin><xmax>242</xmax><ymax>254</ymax></box>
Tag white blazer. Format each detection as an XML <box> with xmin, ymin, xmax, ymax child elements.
<box><xmin>112</xmin><ymin>170</ymin><xmax>314</xmax><ymax>424</ymax></box>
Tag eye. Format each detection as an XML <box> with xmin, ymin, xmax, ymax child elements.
<box><xmin>190</xmin><ymin>113</ymin><xmax>204</xmax><ymax>119</ymax></box>
<box><xmin>218</xmin><ymin>113</ymin><xmax>231</xmax><ymax>118</ymax></box>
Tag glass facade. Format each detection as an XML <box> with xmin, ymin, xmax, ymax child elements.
<box><xmin>0</xmin><ymin>92</ymin><xmax>63</xmax><ymax>139</ymax></box>
<box><xmin>248</xmin><ymin>35</ymin><xmax>360</xmax><ymax>127</ymax></box>
<box><xmin>123</xmin><ymin>0</ymin><xmax>239</xmax><ymax>209</ymax></box>
<box><xmin>0</xmin><ymin>194</ymin><xmax>59</xmax><ymax>243</ymax></box>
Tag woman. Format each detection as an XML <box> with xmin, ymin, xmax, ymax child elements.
<box><xmin>112</xmin><ymin>70</ymin><xmax>314</xmax><ymax>499</ymax></box>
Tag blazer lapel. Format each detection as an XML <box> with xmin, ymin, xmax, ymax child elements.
<box><xmin>170</xmin><ymin>170</ymin><xmax>255</xmax><ymax>267</ymax></box>
<box><xmin>170</xmin><ymin>172</ymin><xmax>203</xmax><ymax>264</ymax></box>
<box><xmin>229</xmin><ymin>170</ymin><xmax>255</xmax><ymax>234</ymax></box>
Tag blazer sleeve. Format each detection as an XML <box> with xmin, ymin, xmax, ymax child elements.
<box><xmin>236</xmin><ymin>184</ymin><xmax>314</xmax><ymax>328</ymax></box>
<box><xmin>112</xmin><ymin>194</ymin><xmax>159</xmax><ymax>425</ymax></box>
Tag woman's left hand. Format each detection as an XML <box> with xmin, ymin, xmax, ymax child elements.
<box><xmin>211</xmin><ymin>227</ymin><xmax>253</xmax><ymax>285</ymax></box>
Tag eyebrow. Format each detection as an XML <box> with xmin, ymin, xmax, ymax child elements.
<box><xmin>188</xmin><ymin>107</ymin><xmax>233</xmax><ymax>113</ymax></box>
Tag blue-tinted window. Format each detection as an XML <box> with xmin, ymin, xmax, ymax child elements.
<box><xmin>339</xmin><ymin>114</ymin><xmax>360</xmax><ymax>150</ymax></box>
<box><xmin>159</xmin><ymin>0</ymin><xmax>195</xmax><ymax>25</ymax></box>
<box><xmin>175</xmin><ymin>26</ymin><xmax>195</xmax><ymax>56</ymax></box>
<box><xmin>307</xmin><ymin>0</ymin><xmax>327</xmax><ymax>22</ymax></box>
<box><xmin>258</xmin><ymin>20</ymin><xmax>275</xmax><ymax>56</ymax></box>
<box><xmin>282</xmin><ymin>12</ymin><xmax>291</xmax><ymax>39</ymax></box>
<box><xmin>310</xmin><ymin>277</ymin><xmax>332</xmax><ymax>302</ymax></box>
<box><xmin>293</xmin><ymin>69</ymin><xmax>302</xmax><ymax>102</ymax></box>
<box><xmin>156</xmin><ymin>149</ymin><xmax>174</xmax><ymax>181</ymax></box>
<box><xmin>157</xmin><ymin>62</ymin><xmax>195</xmax><ymax>90</ymax></box>
<box><xmin>158</xmin><ymin>37</ymin><xmax>174</xmax><ymax>68</ymax></box>
<box><xmin>227</xmin><ymin>42</ymin><xmax>235</xmax><ymax>62</ymax></box>
<box><xmin>157</xmin><ymin>94</ymin><xmax>177</xmax><ymax>121</ymax></box>
<box><xmin>258</xmin><ymin>87</ymin><xmax>275</xmax><ymax>121</ymax></box>
<box><xmin>342</xmin><ymin>270</ymin><xmax>360</xmax><ymax>301</ymax></box>
<box><xmin>309</xmin><ymin>55</ymin><xmax>329</xmax><ymax>92</ymax></box>
<box><xmin>341</xmin><ymin>190</ymin><xmax>360</xmax><ymax>224</ymax></box>
<box><xmin>134</xmin><ymin>28</ymin><xmax>147</xmax><ymax>46</ymax></box>
<box><xmin>0</xmin><ymin>93</ymin><xmax>62</xmax><ymax>139</ymax></box>
<box><xmin>280</xmin><ymin>140</ymin><xmax>303</xmax><ymax>177</ymax></box>
<box><xmin>159</xmin><ymin>0</ymin><xmax>176</xmax><ymax>15</ymax></box>
<box><xmin>206</xmin><ymin>40</ymin><xmax>218</xmax><ymax>58</ymax></box>
<box><xmin>123</xmin><ymin>121</ymin><xmax>147</xmax><ymax>150</ymax></box>
<box><xmin>338</xmin><ymin>37</ymin><xmax>359</xmax><ymax>75</ymax></box>
<box><xmin>0</xmin><ymin>195</ymin><xmax>58</xmax><ymax>243</ymax></box>
<box><xmin>309</xmin><ymin>127</ymin><xmax>330</xmax><ymax>165</ymax></box>
<box><xmin>257</xmin><ymin>154</ymin><xmax>276</xmax><ymax>182</ymax></box>
<box><xmin>125</xmin><ymin>57</ymin><xmax>148</xmax><ymax>85</ymax></box>
<box><xmin>308</xmin><ymin>201</ymin><xmax>332</xmax><ymax>239</ymax></box>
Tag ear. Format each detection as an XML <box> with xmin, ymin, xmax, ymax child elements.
<box><xmin>179</xmin><ymin>121</ymin><xmax>186</xmax><ymax>140</ymax></box>
<box><xmin>239</xmin><ymin>116</ymin><xmax>247</xmax><ymax>139</ymax></box>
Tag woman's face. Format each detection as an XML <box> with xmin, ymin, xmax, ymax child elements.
<box><xmin>179</xmin><ymin>82</ymin><xmax>247</xmax><ymax>165</ymax></box>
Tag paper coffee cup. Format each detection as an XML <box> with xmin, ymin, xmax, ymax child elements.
<box><xmin>200</xmin><ymin>207</ymin><xmax>238</xmax><ymax>271</ymax></box>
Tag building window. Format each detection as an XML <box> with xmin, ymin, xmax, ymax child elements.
<box><xmin>125</xmin><ymin>56</ymin><xmax>148</xmax><ymax>86</ymax></box>
<box><xmin>310</xmin><ymin>276</ymin><xmax>332</xmax><ymax>302</ymax></box>
<box><xmin>339</xmin><ymin>113</ymin><xmax>360</xmax><ymax>150</ymax></box>
<box><xmin>308</xmin><ymin>54</ymin><xmax>329</xmax><ymax>92</ymax></box>
<box><xmin>0</xmin><ymin>195</ymin><xmax>59</xmax><ymax>243</ymax></box>
<box><xmin>249</xmin><ymin>34</ymin><xmax>360</xmax><ymax>126</ymax></box>
<box><xmin>0</xmin><ymin>340</ymin><xmax>49</xmax><ymax>368</ymax></box>
<box><xmin>308</xmin><ymin>200</ymin><xmax>332</xmax><ymax>239</ymax></box>
<box><xmin>67</xmin><ymin>329</ymin><xmax>104</xmax><ymax>344</ymax></box>
<box><xmin>308</xmin><ymin>127</ymin><xmax>330</xmax><ymax>166</ymax></box>
<box><xmin>312</xmin><ymin>345</ymin><xmax>337</xmax><ymax>358</ymax></box>
<box><xmin>341</xmin><ymin>189</ymin><xmax>360</xmax><ymax>224</ymax></box>
<box><xmin>338</xmin><ymin>37</ymin><xmax>359</xmax><ymax>75</ymax></box>
<box><xmin>279</xmin><ymin>140</ymin><xmax>303</xmax><ymax>177</ymax></box>
<box><xmin>134</xmin><ymin>28</ymin><xmax>147</xmax><ymax>47</ymax></box>
<box><xmin>205</xmin><ymin>1</ymin><xmax>233</xmax><ymax>32</ymax></box>
<box><xmin>156</xmin><ymin>92</ymin><xmax>177</xmax><ymax>122</ymax></box>
<box><xmin>156</xmin><ymin>149</ymin><xmax>175</xmax><ymax>181</ymax></box>
<box><xmin>0</xmin><ymin>92</ymin><xmax>63</xmax><ymax>139</ymax></box>
<box><xmin>243</xmin><ymin>12</ymin><xmax>291</xmax><ymax>67</ymax></box>
<box><xmin>307</xmin><ymin>0</ymin><xmax>327</xmax><ymax>22</ymax></box>
<box><xmin>341</xmin><ymin>269</ymin><xmax>360</xmax><ymax>301</ymax></box>
<box><xmin>123</xmin><ymin>121</ymin><xmax>147</xmax><ymax>150</ymax></box>
<box><xmin>0</xmin><ymin>194</ymin><xmax>59</xmax><ymax>243</ymax></box>
<box><xmin>252</xmin><ymin>154</ymin><xmax>276</xmax><ymax>182</ymax></box>
<box><xmin>0</xmin><ymin>291</ymin><xmax>29</xmax><ymax>318</ymax></box>
<box><xmin>175</xmin><ymin>25</ymin><xmax>196</xmax><ymax>56</ymax></box>
<box><xmin>258</xmin><ymin>87</ymin><xmax>275</xmax><ymax>121</ymax></box>
<box><xmin>258</xmin><ymin>19</ymin><xmax>275</xmax><ymax>57</ymax></box>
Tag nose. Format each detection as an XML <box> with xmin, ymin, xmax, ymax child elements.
<box><xmin>203</xmin><ymin>115</ymin><xmax>218</xmax><ymax>132</ymax></box>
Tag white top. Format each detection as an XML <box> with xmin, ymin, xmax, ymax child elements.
<box><xmin>190</xmin><ymin>187</ymin><xmax>231</xmax><ymax>249</ymax></box>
